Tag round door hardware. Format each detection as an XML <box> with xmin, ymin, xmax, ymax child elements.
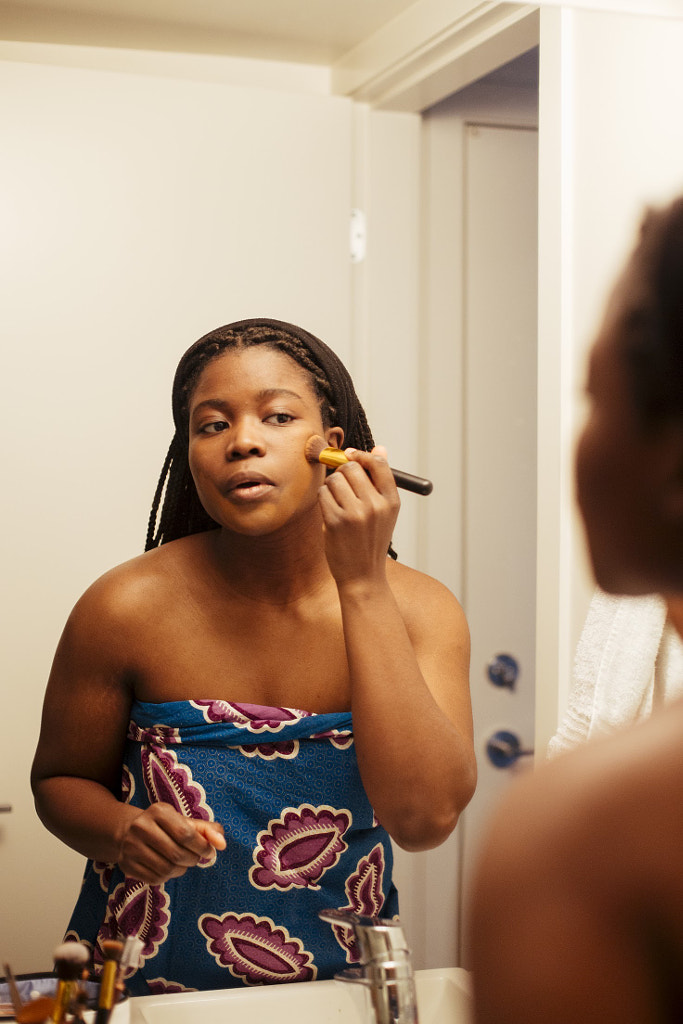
<box><xmin>486</xmin><ymin>729</ymin><xmax>534</xmax><ymax>769</ymax></box>
<box><xmin>487</xmin><ymin>653</ymin><xmax>519</xmax><ymax>690</ymax></box>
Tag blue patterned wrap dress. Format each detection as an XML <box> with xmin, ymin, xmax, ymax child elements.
<box><xmin>64</xmin><ymin>700</ymin><xmax>398</xmax><ymax>995</ymax></box>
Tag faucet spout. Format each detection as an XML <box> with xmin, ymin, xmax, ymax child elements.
<box><xmin>319</xmin><ymin>909</ymin><xmax>419</xmax><ymax>1024</ymax></box>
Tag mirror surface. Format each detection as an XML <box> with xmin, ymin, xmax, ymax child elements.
<box><xmin>3</xmin><ymin>0</ymin><xmax>683</xmax><ymax>982</ymax></box>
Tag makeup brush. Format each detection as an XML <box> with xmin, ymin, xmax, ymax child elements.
<box><xmin>305</xmin><ymin>435</ymin><xmax>433</xmax><ymax>496</ymax></box>
<box><xmin>69</xmin><ymin>979</ymin><xmax>89</xmax><ymax>1024</ymax></box>
<box><xmin>51</xmin><ymin>943</ymin><xmax>89</xmax><ymax>1024</ymax></box>
<box><xmin>113</xmin><ymin>936</ymin><xmax>142</xmax><ymax>1005</ymax></box>
<box><xmin>3</xmin><ymin>963</ymin><xmax>23</xmax><ymax>1018</ymax></box>
<box><xmin>94</xmin><ymin>941</ymin><xmax>123</xmax><ymax>1024</ymax></box>
<box><xmin>115</xmin><ymin>937</ymin><xmax>142</xmax><ymax>987</ymax></box>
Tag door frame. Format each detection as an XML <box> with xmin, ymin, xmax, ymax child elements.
<box><xmin>342</xmin><ymin>3</ymin><xmax>573</xmax><ymax>759</ymax></box>
<box><xmin>416</xmin><ymin>70</ymin><xmax>539</xmax><ymax>968</ymax></box>
<box><xmin>332</xmin><ymin>3</ymin><xmax>540</xmax><ymax>113</ymax></box>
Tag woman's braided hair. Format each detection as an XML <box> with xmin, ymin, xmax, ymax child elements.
<box><xmin>145</xmin><ymin>318</ymin><xmax>395</xmax><ymax>555</ymax></box>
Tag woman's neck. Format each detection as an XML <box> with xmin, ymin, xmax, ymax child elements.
<box><xmin>206</xmin><ymin>517</ymin><xmax>334</xmax><ymax>606</ymax></box>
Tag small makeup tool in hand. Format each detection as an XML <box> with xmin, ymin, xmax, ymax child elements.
<box><xmin>305</xmin><ymin>435</ymin><xmax>433</xmax><ymax>496</ymax></box>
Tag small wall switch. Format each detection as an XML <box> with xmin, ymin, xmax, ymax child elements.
<box><xmin>350</xmin><ymin>208</ymin><xmax>366</xmax><ymax>263</ymax></box>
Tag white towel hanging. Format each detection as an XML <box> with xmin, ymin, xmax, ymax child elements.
<box><xmin>547</xmin><ymin>589</ymin><xmax>683</xmax><ymax>758</ymax></box>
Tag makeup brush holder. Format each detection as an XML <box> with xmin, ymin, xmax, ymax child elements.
<box><xmin>0</xmin><ymin>974</ymin><xmax>129</xmax><ymax>1024</ymax></box>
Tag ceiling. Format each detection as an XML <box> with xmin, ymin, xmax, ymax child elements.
<box><xmin>0</xmin><ymin>0</ymin><xmax>425</xmax><ymax>64</ymax></box>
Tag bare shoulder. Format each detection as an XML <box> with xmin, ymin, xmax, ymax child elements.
<box><xmin>477</xmin><ymin>698</ymin><xmax>683</xmax><ymax>893</ymax></box>
<box><xmin>64</xmin><ymin>533</ymin><xmax>207</xmax><ymax>640</ymax></box>
<box><xmin>387</xmin><ymin>558</ymin><xmax>466</xmax><ymax>614</ymax></box>
<box><xmin>469</xmin><ymin>702</ymin><xmax>683</xmax><ymax>1022</ymax></box>
<box><xmin>386</xmin><ymin>558</ymin><xmax>469</xmax><ymax>648</ymax></box>
<box><xmin>69</xmin><ymin>547</ymin><xmax>167</xmax><ymax>622</ymax></box>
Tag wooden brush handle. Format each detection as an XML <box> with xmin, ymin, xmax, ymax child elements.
<box><xmin>390</xmin><ymin>468</ymin><xmax>433</xmax><ymax>495</ymax></box>
<box><xmin>318</xmin><ymin>446</ymin><xmax>432</xmax><ymax>495</ymax></box>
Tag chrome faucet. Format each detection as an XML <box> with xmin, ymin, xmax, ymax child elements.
<box><xmin>319</xmin><ymin>909</ymin><xmax>419</xmax><ymax>1024</ymax></box>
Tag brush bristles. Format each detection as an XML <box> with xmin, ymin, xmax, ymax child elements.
<box><xmin>53</xmin><ymin>942</ymin><xmax>89</xmax><ymax>979</ymax></box>
<box><xmin>304</xmin><ymin>435</ymin><xmax>349</xmax><ymax>469</ymax></box>
<box><xmin>101</xmin><ymin>941</ymin><xmax>123</xmax><ymax>962</ymax></box>
<box><xmin>304</xmin><ymin>434</ymin><xmax>329</xmax><ymax>462</ymax></box>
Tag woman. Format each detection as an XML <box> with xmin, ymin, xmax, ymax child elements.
<box><xmin>32</xmin><ymin>318</ymin><xmax>475</xmax><ymax>994</ymax></box>
<box><xmin>468</xmin><ymin>200</ymin><xmax>683</xmax><ymax>1021</ymax></box>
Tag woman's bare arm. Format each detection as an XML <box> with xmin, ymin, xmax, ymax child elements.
<box><xmin>31</xmin><ymin>573</ymin><xmax>225</xmax><ymax>883</ymax></box>
<box><xmin>318</xmin><ymin>448</ymin><xmax>476</xmax><ymax>850</ymax></box>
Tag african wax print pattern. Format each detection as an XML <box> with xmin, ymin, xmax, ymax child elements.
<box><xmin>65</xmin><ymin>700</ymin><xmax>398</xmax><ymax>994</ymax></box>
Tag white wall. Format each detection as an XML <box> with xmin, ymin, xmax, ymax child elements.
<box><xmin>536</xmin><ymin>5</ymin><xmax>683</xmax><ymax>752</ymax></box>
<box><xmin>0</xmin><ymin>42</ymin><xmax>357</xmax><ymax>971</ymax></box>
<box><xmin>0</xmin><ymin>36</ymin><xmax>426</xmax><ymax>974</ymax></box>
<box><xmin>351</xmin><ymin>104</ymin><xmax>422</xmax><ymax>565</ymax></box>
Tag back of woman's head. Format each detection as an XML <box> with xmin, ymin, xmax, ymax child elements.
<box><xmin>622</xmin><ymin>196</ymin><xmax>683</xmax><ymax>429</ymax></box>
<box><xmin>146</xmin><ymin>318</ymin><xmax>376</xmax><ymax>550</ymax></box>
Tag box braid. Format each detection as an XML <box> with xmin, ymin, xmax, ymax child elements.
<box><xmin>145</xmin><ymin>318</ymin><xmax>397</xmax><ymax>558</ymax></box>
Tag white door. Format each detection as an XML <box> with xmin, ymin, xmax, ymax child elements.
<box><xmin>458</xmin><ymin>122</ymin><xmax>539</xmax><ymax>964</ymax></box>
<box><xmin>415</xmin><ymin>104</ymin><xmax>538</xmax><ymax>968</ymax></box>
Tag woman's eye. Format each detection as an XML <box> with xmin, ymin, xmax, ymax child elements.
<box><xmin>201</xmin><ymin>421</ymin><xmax>229</xmax><ymax>434</ymax></box>
<box><xmin>266</xmin><ymin>412</ymin><xmax>294</xmax><ymax>425</ymax></box>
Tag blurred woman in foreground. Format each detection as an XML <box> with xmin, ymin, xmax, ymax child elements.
<box><xmin>469</xmin><ymin>197</ymin><xmax>683</xmax><ymax>1023</ymax></box>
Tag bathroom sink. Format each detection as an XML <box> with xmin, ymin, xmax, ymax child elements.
<box><xmin>129</xmin><ymin>966</ymin><xmax>472</xmax><ymax>1024</ymax></box>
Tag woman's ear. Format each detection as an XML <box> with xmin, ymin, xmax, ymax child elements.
<box><xmin>326</xmin><ymin>426</ymin><xmax>344</xmax><ymax>450</ymax></box>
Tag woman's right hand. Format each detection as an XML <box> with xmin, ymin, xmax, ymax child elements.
<box><xmin>118</xmin><ymin>804</ymin><xmax>226</xmax><ymax>884</ymax></box>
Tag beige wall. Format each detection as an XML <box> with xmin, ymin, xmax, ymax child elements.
<box><xmin>0</xmin><ymin>42</ymin><xmax>423</xmax><ymax>971</ymax></box>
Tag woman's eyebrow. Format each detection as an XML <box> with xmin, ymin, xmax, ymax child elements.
<box><xmin>191</xmin><ymin>398</ymin><xmax>230</xmax><ymax>416</ymax></box>
<box><xmin>257</xmin><ymin>388</ymin><xmax>305</xmax><ymax>402</ymax></box>
<box><xmin>191</xmin><ymin>389</ymin><xmax>305</xmax><ymax>416</ymax></box>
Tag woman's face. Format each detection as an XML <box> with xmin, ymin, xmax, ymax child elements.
<box><xmin>187</xmin><ymin>345</ymin><xmax>342</xmax><ymax>538</ymax></box>
<box><xmin>576</xmin><ymin>254</ymin><xmax>679</xmax><ymax>595</ymax></box>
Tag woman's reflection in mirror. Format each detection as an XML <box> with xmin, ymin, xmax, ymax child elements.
<box><xmin>31</xmin><ymin>318</ymin><xmax>475</xmax><ymax>994</ymax></box>
<box><xmin>469</xmin><ymin>198</ymin><xmax>683</xmax><ymax>1022</ymax></box>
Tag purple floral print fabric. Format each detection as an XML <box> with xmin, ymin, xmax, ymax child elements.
<box><xmin>64</xmin><ymin>700</ymin><xmax>398</xmax><ymax>994</ymax></box>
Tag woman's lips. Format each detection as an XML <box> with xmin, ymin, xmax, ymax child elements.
<box><xmin>225</xmin><ymin>472</ymin><xmax>274</xmax><ymax>501</ymax></box>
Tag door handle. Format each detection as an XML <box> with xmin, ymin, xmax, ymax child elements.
<box><xmin>486</xmin><ymin>730</ymin><xmax>534</xmax><ymax>769</ymax></box>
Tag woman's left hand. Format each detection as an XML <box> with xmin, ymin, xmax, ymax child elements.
<box><xmin>317</xmin><ymin>445</ymin><xmax>400</xmax><ymax>587</ymax></box>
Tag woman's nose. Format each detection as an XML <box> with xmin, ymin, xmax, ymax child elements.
<box><xmin>226</xmin><ymin>421</ymin><xmax>265</xmax><ymax>459</ymax></box>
